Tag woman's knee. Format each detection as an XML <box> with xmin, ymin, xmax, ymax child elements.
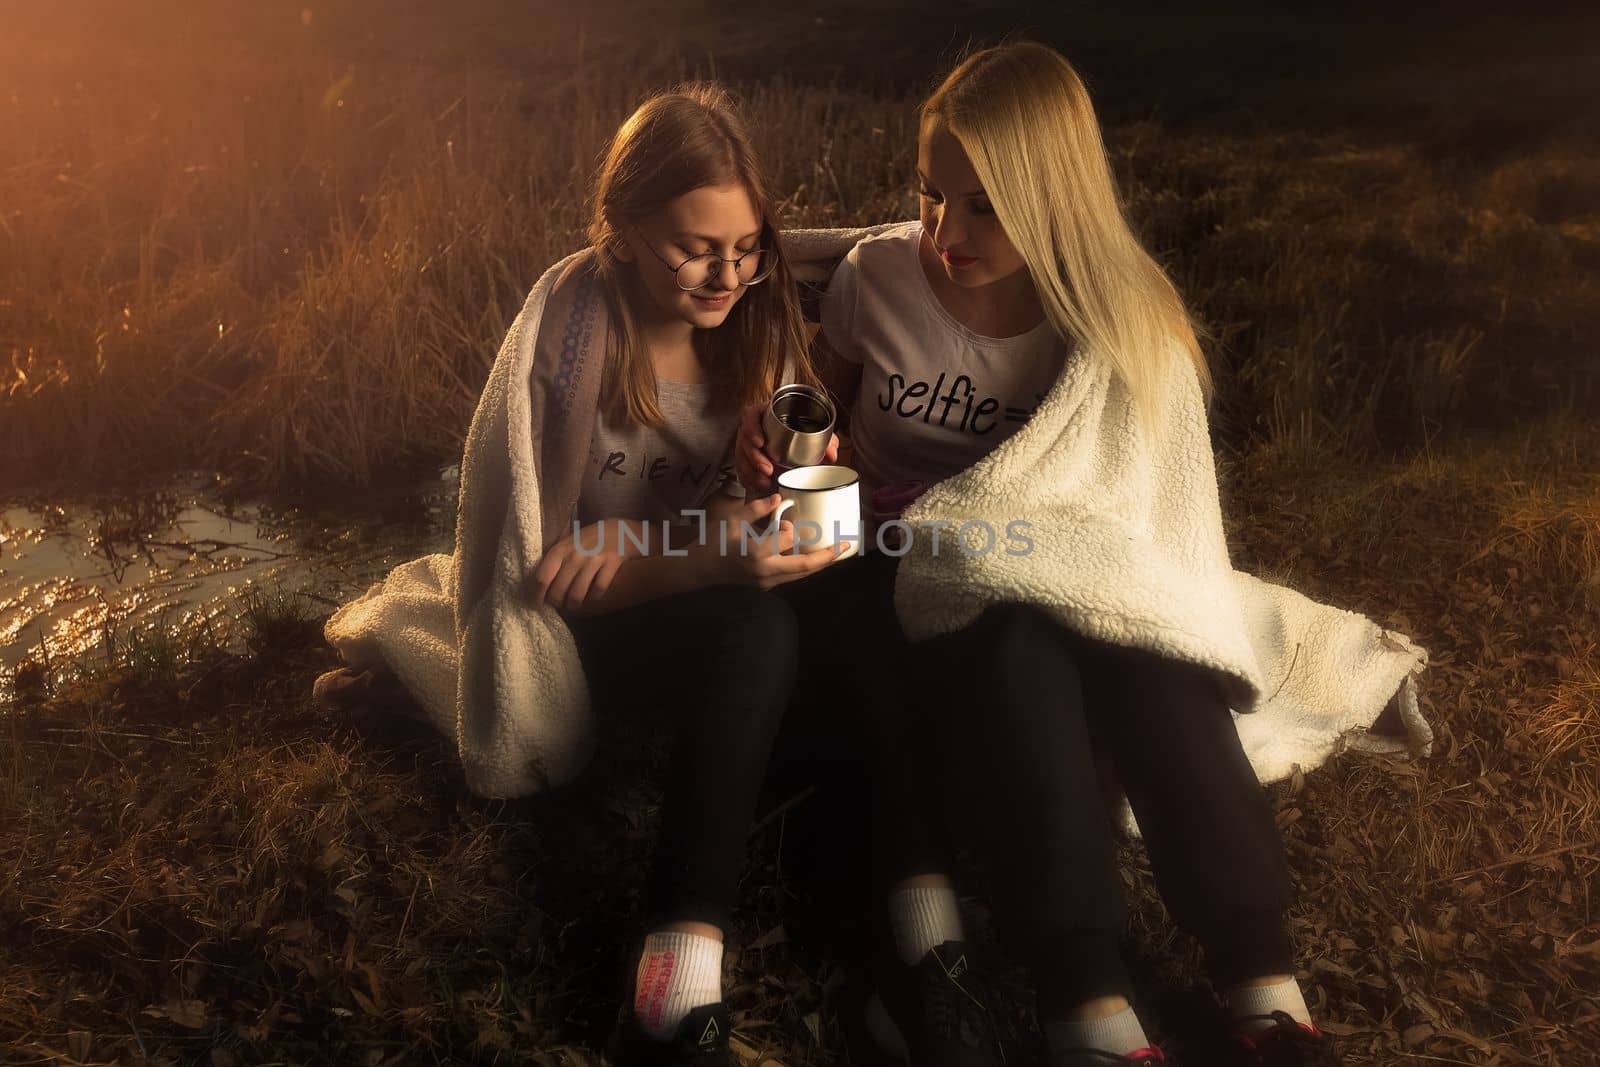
<box><xmin>1082</xmin><ymin>648</ymin><xmax>1253</xmax><ymax>779</ymax></box>
<box><xmin>944</xmin><ymin>601</ymin><xmax>1072</xmax><ymax>676</ymax></box>
<box><xmin>979</xmin><ymin>599</ymin><xmax>1062</xmax><ymax>638</ymax></box>
<box><xmin>1096</xmin><ymin>647</ymin><xmax>1232</xmax><ymax>734</ymax></box>
<box><xmin>914</xmin><ymin>601</ymin><xmax>1083</xmax><ymax>738</ymax></box>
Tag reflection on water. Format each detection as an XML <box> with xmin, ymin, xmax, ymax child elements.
<box><xmin>0</xmin><ymin>470</ymin><xmax>456</xmax><ymax>698</ymax></box>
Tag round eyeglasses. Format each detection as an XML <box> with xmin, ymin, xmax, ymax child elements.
<box><xmin>641</xmin><ymin>229</ymin><xmax>777</xmax><ymax>291</ymax></box>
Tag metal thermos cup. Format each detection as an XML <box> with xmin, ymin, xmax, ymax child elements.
<box><xmin>762</xmin><ymin>384</ymin><xmax>836</xmax><ymax>474</ymax></box>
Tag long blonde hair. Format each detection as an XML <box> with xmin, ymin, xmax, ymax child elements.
<box><xmin>922</xmin><ymin>42</ymin><xmax>1211</xmax><ymax>431</ymax></box>
<box><xmin>587</xmin><ymin>83</ymin><xmax>818</xmax><ymax>427</ymax></box>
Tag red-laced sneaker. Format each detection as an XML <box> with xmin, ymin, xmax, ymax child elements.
<box><xmin>1050</xmin><ymin>1045</ymin><xmax>1166</xmax><ymax>1065</ymax></box>
<box><xmin>1227</xmin><ymin>1010</ymin><xmax>1344</xmax><ymax>1066</ymax></box>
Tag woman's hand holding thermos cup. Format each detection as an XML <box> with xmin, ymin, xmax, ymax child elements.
<box><xmin>735</xmin><ymin>383</ymin><xmax>840</xmax><ymax>494</ymax></box>
<box><xmin>734</xmin><ymin>385</ymin><xmax>862</xmax><ymax>560</ymax></box>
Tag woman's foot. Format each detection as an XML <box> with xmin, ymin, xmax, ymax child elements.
<box><xmin>311</xmin><ymin>666</ymin><xmax>372</xmax><ymax>711</ymax></box>
<box><xmin>1047</xmin><ymin>1048</ymin><xmax>1165</xmax><ymax>1066</ymax></box>
<box><xmin>1043</xmin><ymin>999</ymin><xmax>1166</xmax><ymax>1066</ymax></box>
<box><xmin>870</xmin><ymin>939</ymin><xmax>1006</xmax><ymax>1067</ymax></box>
<box><xmin>609</xmin><ymin>929</ymin><xmax>729</xmax><ymax>1067</ymax></box>
<box><xmin>866</xmin><ymin>878</ymin><xmax>1005</xmax><ymax>1066</ymax></box>
<box><xmin>1218</xmin><ymin>977</ymin><xmax>1342</xmax><ymax>1066</ymax></box>
<box><xmin>1222</xmin><ymin>1010</ymin><xmax>1343</xmax><ymax>1066</ymax></box>
<box><xmin>611</xmin><ymin>1002</ymin><xmax>733</xmax><ymax>1067</ymax></box>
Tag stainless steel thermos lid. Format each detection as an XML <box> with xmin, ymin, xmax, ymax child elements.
<box><xmin>762</xmin><ymin>383</ymin><xmax>836</xmax><ymax>469</ymax></box>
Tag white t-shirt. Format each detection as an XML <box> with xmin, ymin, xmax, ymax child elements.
<box><xmin>820</xmin><ymin>221</ymin><xmax>1070</xmax><ymax>537</ymax></box>
<box><xmin>576</xmin><ymin>380</ymin><xmax>742</xmax><ymax>528</ymax></box>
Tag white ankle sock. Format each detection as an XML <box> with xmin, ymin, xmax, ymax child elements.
<box><xmin>1224</xmin><ymin>976</ymin><xmax>1312</xmax><ymax>1034</ymax></box>
<box><xmin>633</xmin><ymin>931</ymin><xmax>723</xmax><ymax>1041</ymax></box>
<box><xmin>1043</xmin><ymin>1005</ymin><xmax>1153</xmax><ymax>1065</ymax></box>
<box><xmin>887</xmin><ymin>885</ymin><xmax>964</xmax><ymax>965</ymax></box>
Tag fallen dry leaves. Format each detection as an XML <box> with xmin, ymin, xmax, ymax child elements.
<box><xmin>3</xmin><ymin>420</ymin><xmax>1597</xmax><ymax>1065</ymax></box>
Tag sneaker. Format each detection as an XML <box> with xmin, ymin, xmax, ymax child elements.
<box><xmin>609</xmin><ymin>1000</ymin><xmax>733</xmax><ymax>1067</ymax></box>
<box><xmin>870</xmin><ymin>941</ymin><xmax>1005</xmax><ymax>1067</ymax></box>
<box><xmin>1047</xmin><ymin>1045</ymin><xmax>1166</xmax><ymax>1066</ymax></box>
<box><xmin>1224</xmin><ymin>1010</ymin><xmax>1344</xmax><ymax>1066</ymax></box>
<box><xmin>1049</xmin><ymin>1049</ymin><xmax>1164</xmax><ymax>1067</ymax></box>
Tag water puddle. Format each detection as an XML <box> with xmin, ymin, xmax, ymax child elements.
<box><xmin>1</xmin><ymin>470</ymin><xmax>458</xmax><ymax>699</ymax></box>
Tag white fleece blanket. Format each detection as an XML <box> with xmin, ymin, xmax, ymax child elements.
<box><xmin>325</xmin><ymin>224</ymin><xmax>1432</xmax><ymax>810</ymax></box>
<box><xmin>326</xmin><ymin>250</ymin><xmax>597</xmax><ymax>796</ymax></box>
<box><xmin>891</xmin><ymin>333</ymin><xmax>1433</xmax><ymax>799</ymax></box>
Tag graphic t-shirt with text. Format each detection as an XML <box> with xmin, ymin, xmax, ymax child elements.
<box><xmin>820</xmin><ymin>221</ymin><xmax>1069</xmax><ymax>532</ymax></box>
<box><xmin>575</xmin><ymin>379</ymin><xmax>743</xmax><ymax>529</ymax></box>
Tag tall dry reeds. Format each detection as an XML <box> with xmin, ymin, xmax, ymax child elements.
<box><xmin>3</xmin><ymin>16</ymin><xmax>1596</xmax><ymax>487</ymax></box>
<box><xmin>0</xmin><ymin>27</ymin><xmax>922</xmax><ymax>486</ymax></box>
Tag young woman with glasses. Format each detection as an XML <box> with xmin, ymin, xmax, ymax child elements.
<box><xmin>521</xmin><ymin>83</ymin><xmax>849</xmax><ymax>1066</ymax></box>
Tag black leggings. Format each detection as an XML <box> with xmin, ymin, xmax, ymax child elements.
<box><xmin>766</xmin><ymin>549</ymin><xmax>950</xmax><ymax>886</ymax></box>
<box><xmin>561</xmin><ymin>554</ymin><xmax>929</xmax><ymax>938</ymax></box>
<box><xmin>565</xmin><ymin>551</ymin><xmax>1296</xmax><ymax>1008</ymax></box>
<box><xmin>773</xmin><ymin>551</ymin><xmax>1296</xmax><ymax>1007</ymax></box>
<box><xmin>564</xmin><ymin>582</ymin><xmax>800</xmax><ymax>933</ymax></box>
<box><xmin>909</xmin><ymin>599</ymin><xmax>1296</xmax><ymax>1009</ymax></box>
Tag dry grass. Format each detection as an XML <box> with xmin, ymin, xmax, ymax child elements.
<box><xmin>4</xmin><ymin>419</ymin><xmax>1597</xmax><ymax>1065</ymax></box>
<box><xmin>4</xmin><ymin>5</ymin><xmax>1598</xmax><ymax>1064</ymax></box>
<box><xmin>3</xmin><ymin>8</ymin><xmax>1596</xmax><ymax>488</ymax></box>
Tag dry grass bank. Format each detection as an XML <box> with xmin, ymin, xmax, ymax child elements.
<box><xmin>4</xmin><ymin>419</ymin><xmax>1596</xmax><ymax>1065</ymax></box>
<box><xmin>5</xmin><ymin>10</ymin><xmax>1598</xmax><ymax>1060</ymax></box>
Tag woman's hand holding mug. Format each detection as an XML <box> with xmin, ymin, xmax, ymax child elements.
<box><xmin>697</xmin><ymin>491</ymin><xmax>845</xmax><ymax>590</ymax></box>
<box><xmin>525</xmin><ymin>502</ymin><xmax>842</xmax><ymax>612</ymax></box>
<box><xmin>760</xmin><ymin>465</ymin><xmax>861</xmax><ymax>560</ymax></box>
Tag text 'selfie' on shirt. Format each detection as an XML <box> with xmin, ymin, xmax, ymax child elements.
<box><xmin>819</xmin><ymin>221</ymin><xmax>1069</xmax><ymax>515</ymax></box>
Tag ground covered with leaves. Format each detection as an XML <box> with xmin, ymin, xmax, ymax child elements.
<box><xmin>4</xmin><ymin>419</ymin><xmax>1597</xmax><ymax>1066</ymax></box>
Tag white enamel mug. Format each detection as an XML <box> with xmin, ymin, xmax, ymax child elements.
<box><xmin>766</xmin><ymin>464</ymin><xmax>862</xmax><ymax>558</ymax></box>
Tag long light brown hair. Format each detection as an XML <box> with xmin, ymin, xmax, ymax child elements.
<box><xmin>587</xmin><ymin>83</ymin><xmax>818</xmax><ymax>426</ymax></box>
<box><xmin>923</xmin><ymin>43</ymin><xmax>1212</xmax><ymax>431</ymax></box>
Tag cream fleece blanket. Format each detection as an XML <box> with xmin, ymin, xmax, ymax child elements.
<box><xmin>326</xmin><ymin>249</ymin><xmax>600</xmax><ymax>797</ymax></box>
<box><xmin>325</xmin><ymin>223</ymin><xmax>1431</xmax><ymax>807</ymax></box>
<box><xmin>891</xmin><ymin>333</ymin><xmax>1433</xmax><ymax>792</ymax></box>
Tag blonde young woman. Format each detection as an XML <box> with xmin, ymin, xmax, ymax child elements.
<box><xmin>739</xmin><ymin>44</ymin><xmax>1347</xmax><ymax>1067</ymax></box>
